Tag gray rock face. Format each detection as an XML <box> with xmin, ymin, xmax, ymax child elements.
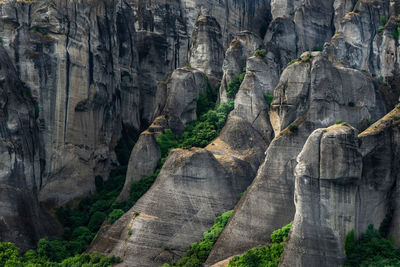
<box><xmin>206</xmin><ymin>52</ymin><xmax>387</xmax><ymax>265</ymax></box>
<box><xmin>90</xmin><ymin>58</ymin><xmax>273</xmax><ymax>266</ymax></box>
<box><xmin>118</xmin><ymin>68</ymin><xmax>206</xmax><ymax>202</ymax></box>
<box><xmin>0</xmin><ymin>0</ymin><xmax>140</xmax><ymax>206</ymax></box>
<box><xmin>189</xmin><ymin>15</ymin><xmax>224</xmax><ymax>78</ymax></box>
<box><xmin>219</xmin><ymin>32</ymin><xmax>264</xmax><ymax>103</ymax></box>
<box><xmin>280</xmin><ymin>125</ymin><xmax>362</xmax><ymax>267</ymax></box>
<box><xmin>327</xmin><ymin>0</ymin><xmax>397</xmax><ymax>78</ymax></box>
<box><xmin>0</xmin><ymin>47</ymin><xmax>59</xmax><ymax>250</ymax></box>
<box><xmin>281</xmin><ymin>107</ymin><xmax>400</xmax><ymax>266</ymax></box>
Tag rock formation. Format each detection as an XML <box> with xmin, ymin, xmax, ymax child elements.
<box><xmin>0</xmin><ymin>0</ymin><xmax>400</xmax><ymax>266</ymax></box>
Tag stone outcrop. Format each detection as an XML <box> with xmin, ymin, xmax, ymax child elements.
<box><xmin>118</xmin><ymin>67</ymin><xmax>207</xmax><ymax>201</ymax></box>
<box><xmin>281</xmin><ymin>107</ymin><xmax>400</xmax><ymax>266</ymax></box>
<box><xmin>280</xmin><ymin>125</ymin><xmax>362</xmax><ymax>266</ymax></box>
<box><xmin>219</xmin><ymin>32</ymin><xmax>264</xmax><ymax>103</ymax></box>
<box><xmin>90</xmin><ymin>57</ymin><xmax>273</xmax><ymax>266</ymax></box>
<box><xmin>0</xmin><ymin>47</ymin><xmax>59</xmax><ymax>250</ymax></box>
<box><xmin>205</xmin><ymin>51</ymin><xmax>387</xmax><ymax>265</ymax></box>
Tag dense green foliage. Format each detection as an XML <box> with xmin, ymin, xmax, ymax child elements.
<box><xmin>227</xmin><ymin>70</ymin><xmax>246</xmax><ymax>98</ymax></box>
<box><xmin>163</xmin><ymin>210</ymin><xmax>234</xmax><ymax>267</ymax></box>
<box><xmin>381</xmin><ymin>16</ymin><xmax>387</xmax><ymax>25</ymax></box>
<box><xmin>255</xmin><ymin>49</ymin><xmax>266</xmax><ymax>58</ymax></box>
<box><xmin>0</xmin><ymin>241</ymin><xmax>120</xmax><ymax>267</ymax></box>
<box><xmin>345</xmin><ymin>225</ymin><xmax>400</xmax><ymax>266</ymax></box>
<box><xmin>264</xmin><ymin>94</ymin><xmax>274</xmax><ymax>106</ymax></box>
<box><xmin>114</xmin><ymin>137</ymin><xmax>135</xmax><ymax>166</ymax></box>
<box><xmin>156</xmin><ymin>100</ymin><xmax>234</xmax><ymax>152</ymax></box>
<box><xmin>196</xmin><ymin>77</ymin><xmax>217</xmax><ymax>117</ymax></box>
<box><xmin>227</xmin><ymin>222</ymin><xmax>293</xmax><ymax>267</ymax></box>
<box><xmin>108</xmin><ymin>209</ymin><xmax>124</xmax><ymax>224</ymax></box>
<box><xmin>313</xmin><ymin>45</ymin><xmax>323</xmax><ymax>51</ymax></box>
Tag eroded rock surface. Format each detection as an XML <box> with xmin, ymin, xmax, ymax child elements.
<box><xmin>206</xmin><ymin>51</ymin><xmax>387</xmax><ymax>265</ymax></box>
<box><xmin>0</xmin><ymin>47</ymin><xmax>59</xmax><ymax>250</ymax></box>
<box><xmin>90</xmin><ymin>58</ymin><xmax>273</xmax><ymax>266</ymax></box>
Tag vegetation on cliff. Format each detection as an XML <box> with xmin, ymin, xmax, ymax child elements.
<box><xmin>227</xmin><ymin>222</ymin><xmax>292</xmax><ymax>267</ymax></box>
<box><xmin>345</xmin><ymin>225</ymin><xmax>400</xmax><ymax>266</ymax></box>
<box><xmin>162</xmin><ymin>210</ymin><xmax>234</xmax><ymax>267</ymax></box>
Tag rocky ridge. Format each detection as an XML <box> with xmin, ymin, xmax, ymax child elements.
<box><xmin>0</xmin><ymin>0</ymin><xmax>400</xmax><ymax>266</ymax></box>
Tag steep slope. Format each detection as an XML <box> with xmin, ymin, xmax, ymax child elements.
<box><xmin>205</xmin><ymin>51</ymin><xmax>388</xmax><ymax>265</ymax></box>
<box><xmin>89</xmin><ymin>54</ymin><xmax>274</xmax><ymax>266</ymax></box>
<box><xmin>0</xmin><ymin>47</ymin><xmax>59</xmax><ymax>250</ymax></box>
<box><xmin>281</xmin><ymin>107</ymin><xmax>400</xmax><ymax>266</ymax></box>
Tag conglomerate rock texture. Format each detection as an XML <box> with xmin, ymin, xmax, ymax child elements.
<box><xmin>1</xmin><ymin>0</ymin><xmax>400</xmax><ymax>266</ymax></box>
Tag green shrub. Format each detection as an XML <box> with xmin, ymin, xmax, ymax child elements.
<box><xmin>335</xmin><ymin>120</ymin><xmax>343</xmax><ymax>124</ymax></box>
<box><xmin>95</xmin><ymin>175</ymin><xmax>104</xmax><ymax>192</ymax></box>
<box><xmin>264</xmin><ymin>94</ymin><xmax>274</xmax><ymax>106</ymax></box>
<box><xmin>270</xmin><ymin>222</ymin><xmax>292</xmax><ymax>243</ymax></box>
<box><xmin>180</xmin><ymin>100</ymin><xmax>234</xmax><ymax>148</ymax></box>
<box><xmin>255</xmin><ymin>49</ymin><xmax>266</xmax><ymax>58</ymax></box>
<box><xmin>35</xmin><ymin>103</ymin><xmax>40</xmax><ymax>119</ymax></box>
<box><xmin>0</xmin><ymin>241</ymin><xmax>120</xmax><ymax>266</ymax></box>
<box><xmin>393</xmin><ymin>28</ymin><xmax>400</xmax><ymax>40</ymax></box>
<box><xmin>378</xmin><ymin>25</ymin><xmax>385</xmax><ymax>33</ymax></box>
<box><xmin>345</xmin><ymin>225</ymin><xmax>400</xmax><ymax>266</ymax></box>
<box><xmin>114</xmin><ymin>138</ymin><xmax>134</xmax><ymax>166</ymax></box>
<box><xmin>196</xmin><ymin>76</ymin><xmax>217</xmax><ymax>117</ymax></box>
<box><xmin>109</xmin><ymin>209</ymin><xmax>124</xmax><ymax>224</ymax></box>
<box><xmin>287</xmin><ymin>58</ymin><xmax>301</xmax><ymax>66</ymax></box>
<box><xmin>381</xmin><ymin>16</ymin><xmax>387</xmax><ymax>25</ymax></box>
<box><xmin>227</xmin><ymin>71</ymin><xmax>246</xmax><ymax>98</ymax></box>
<box><xmin>165</xmin><ymin>210</ymin><xmax>234</xmax><ymax>267</ymax></box>
<box><xmin>288</xmin><ymin>124</ymin><xmax>298</xmax><ymax>133</ymax></box>
<box><xmin>313</xmin><ymin>45</ymin><xmax>323</xmax><ymax>51</ymax></box>
<box><xmin>302</xmin><ymin>53</ymin><xmax>312</xmax><ymax>62</ymax></box>
<box><xmin>379</xmin><ymin>75</ymin><xmax>384</xmax><ymax>83</ymax></box>
<box><xmin>157</xmin><ymin>129</ymin><xmax>179</xmax><ymax>159</ymax></box>
<box><xmin>228</xmin><ymin>222</ymin><xmax>293</xmax><ymax>267</ymax></box>
<box><xmin>88</xmin><ymin>212</ymin><xmax>107</xmax><ymax>232</ymax></box>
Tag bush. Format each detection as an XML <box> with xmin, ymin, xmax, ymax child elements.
<box><xmin>114</xmin><ymin>138</ymin><xmax>134</xmax><ymax>166</ymax></box>
<box><xmin>0</xmin><ymin>241</ymin><xmax>120</xmax><ymax>266</ymax></box>
<box><xmin>255</xmin><ymin>49</ymin><xmax>266</xmax><ymax>58</ymax></box>
<box><xmin>109</xmin><ymin>209</ymin><xmax>124</xmax><ymax>224</ymax></box>
<box><xmin>196</xmin><ymin>76</ymin><xmax>217</xmax><ymax>117</ymax></box>
<box><xmin>313</xmin><ymin>45</ymin><xmax>323</xmax><ymax>51</ymax></box>
<box><xmin>228</xmin><ymin>222</ymin><xmax>293</xmax><ymax>267</ymax></box>
<box><xmin>335</xmin><ymin>120</ymin><xmax>343</xmax><ymax>124</ymax></box>
<box><xmin>227</xmin><ymin>71</ymin><xmax>246</xmax><ymax>98</ymax></box>
<box><xmin>264</xmin><ymin>94</ymin><xmax>274</xmax><ymax>106</ymax></box>
<box><xmin>35</xmin><ymin>103</ymin><xmax>40</xmax><ymax>119</ymax></box>
<box><xmin>287</xmin><ymin>58</ymin><xmax>301</xmax><ymax>66</ymax></box>
<box><xmin>165</xmin><ymin>210</ymin><xmax>234</xmax><ymax>267</ymax></box>
<box><xmin>381</xmin><ymin>16</ymin><xmax>387</xmax><ymax>25</ymax></box>
<box><xmin>157</xmin><ymin>129</ymin><xmax>179</xmax><ymax>159</ymax></box>
<box><xmin>288</xmin><ymin>124</ymin><xmax>298</xmax><ymax>133</ymax></box>
<box><xmin>270</xmin><ymin>222</ymin><xmax>292</xmax><ymax>243</ymax></box>
<box><xmin>393</xmin><ymin>28</ymin><xmax>400</xmax><ymax>40</ymax></box>
<box><xmin>88</xmin><ymin>212</ymin><xmax>107</xmax><ymax>232</ymax></box>
<box><xmin>378</xmin><ymin>25</ymin><xmax>385</xmax><ymax>33</ymax></box>
<box><xmin>95</xmin><ymin>176</ymin><xmax>104</xmax><ymax>192</ymax></box>
<box><xmin>180</xmin><ymin>100</ymin><xmax>234</xmax><ymax>148</ymax></box>
<box><xmin>345</xmin><ymin>225</ymin><xmax>400</xmax><ymax>266</ymax></box>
